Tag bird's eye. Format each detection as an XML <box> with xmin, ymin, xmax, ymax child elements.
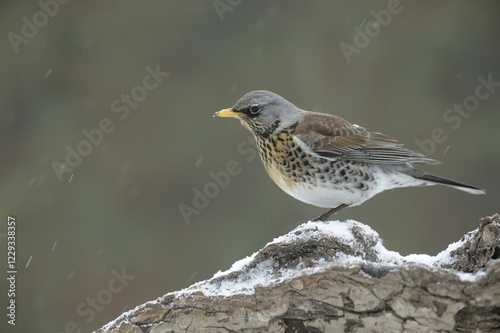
<box><xmin>249</xmin><ymin>105</ymin><xmax>260</xmax><ymax>115</ymax></box>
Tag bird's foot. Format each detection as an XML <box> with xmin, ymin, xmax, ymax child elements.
<box><xmin>312</xmin><ymin>204</ymin><xmax>349</xmax><ymax>222</ymax></box>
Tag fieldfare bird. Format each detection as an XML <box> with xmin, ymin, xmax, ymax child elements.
<box><xmin>214</xmin><ymin>90</ymin><xmax>485</xmax><ymax>221</ymax></box>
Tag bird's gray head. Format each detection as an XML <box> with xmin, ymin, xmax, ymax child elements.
<box><xmin>214</xmin><ymin>90</ymin><xmax>303</xmax><ymax>137</ymax></box>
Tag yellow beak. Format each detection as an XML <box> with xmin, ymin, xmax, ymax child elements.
<box><xmin>213</xmin><ymin>108</ymin><xmax>242</xmax><ymax>118</ymax></box>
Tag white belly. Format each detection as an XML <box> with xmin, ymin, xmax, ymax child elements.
<box><xmin>270</xmin><ymin>166</ymin><xmax>429</xmax><ymax>209</ymax></box>
<box><xmin>279</xmin><ymin>183</ymin><xmax>370</xmax><ymax>208</ymax></box>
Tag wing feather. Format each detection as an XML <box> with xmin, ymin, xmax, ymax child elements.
<box><xmin>294</xmin><ymin>112</ymin><xmax>438</xmax><ymax>165</ymax></box>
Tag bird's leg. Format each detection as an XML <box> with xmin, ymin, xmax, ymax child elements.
<box><xmin>312</xmin><ymin>204</ymin><xmax>349</xmax><ymax>222</ymax></box>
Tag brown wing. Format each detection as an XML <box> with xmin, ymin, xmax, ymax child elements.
<box><xmin>294</xmin><ymin>112</ymin><xmax>439</xmax><ymax>165</ymax></box>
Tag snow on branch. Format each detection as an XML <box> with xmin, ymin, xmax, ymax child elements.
<box><xmin>96</xmin><ymin>214</ymin><xmax>500</xmax><ymax>333</ymax></box>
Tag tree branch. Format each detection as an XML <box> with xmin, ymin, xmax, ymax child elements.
<box><xmin>95</xmin><ymin>214</ymin><xmax>500</xmax><ymax>333</ymax></box>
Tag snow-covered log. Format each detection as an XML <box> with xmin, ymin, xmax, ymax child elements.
<box><xmin>95</xmin><ymin>214</ymin><xmax>500</xmax><ymax>333</ymax></box>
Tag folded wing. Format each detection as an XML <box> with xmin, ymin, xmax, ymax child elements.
<box><xmin>294</xmin><ymin>112</ymin><xmax>439</xmax><ymax>165</ymax></box>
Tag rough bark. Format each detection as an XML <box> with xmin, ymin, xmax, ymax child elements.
<box><xmin>95</xmin><ymin>214</ymin><xmax>500</xmax><ymax>333</ymax></box>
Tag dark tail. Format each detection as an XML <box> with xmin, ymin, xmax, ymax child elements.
<box><xmin>412</xmin><ymin>172</ymin><xmax>485</xmax><ymax>195</ymax></box>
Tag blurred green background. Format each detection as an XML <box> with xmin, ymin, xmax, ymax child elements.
<box><xmin>1</xmin><ymin>1</ymin><xmax>499</xmax><ymax>332</ymax></box>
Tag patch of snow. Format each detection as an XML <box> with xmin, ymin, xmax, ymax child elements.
<box><xmin>272</xmin><ymin>219</ymin><xmax>375</xmax><ymax>245</ymax></box>
<box><xmin>374</xmin><ymin>242</ymin><xmax>403</xmax><ymax>265</ymax></box>
<box><xmin>212</xmin><ymin>252</ymin><xmax>257</xmax><ymax>279</ymax></box>
<box><xmin>175</xmin><ymin>219</ymin><xmax>482</xmax><ymax>299</ymax></box>
<box><xmin>179</xmin><ymin>257</ymin><xmax>283</xmax><ymax>297</ymax></box>
<box><xmin>404</xmin><ymin>237</ymin><xmax>467</xmax><ymax>267</ymax></box>
<box><xmin>457</xmin><ymin>270</ymin><xmax>486</xmax><ymax>282</ymax></box>
<box><xmin>99</xmin><ymin>303</ymin><xmax>147</xmax><ymax>332</ymax></box>
<box><xmin>176</xmin><ymin>220</ymin><xmax>379</xmax><ymax>298</ymax></box>
<box><xmin>433</xmin><ymin>238</ymin><xmax>466</xmax><ymax>265</ymax></box>
<box><xmin>404</xmin><ymin>254</ymin><xmax>435</xmax><ymax>266</ymax></box>
<box><xmin>97</xmin><ymin>219</ymin><xmax>488</xmax><ymax>332</ymax></box>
